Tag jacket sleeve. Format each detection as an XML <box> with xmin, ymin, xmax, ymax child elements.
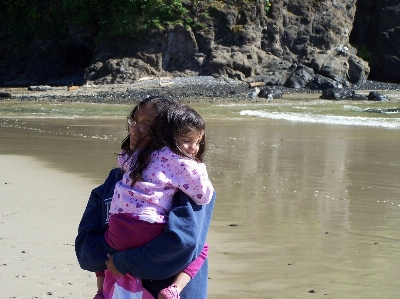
<box><xmin>112</xmin><ymin>190</ymin><xmax>216</xmax><ymax>280</ymax></box>
<box><xmin>75</xmin><ymin>168</ymin><xmax>122</xmax><ymax>272</ymax></box>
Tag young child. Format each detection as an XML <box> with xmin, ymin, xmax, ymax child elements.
<box><xmin>96</xmin><ymin>104</ymin><xmax>214</xmax><ymax>299</ymax></box>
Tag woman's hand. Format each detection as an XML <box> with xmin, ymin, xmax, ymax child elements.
<box><xmin>105</xmin><ymin>254</ymin><xmax>123</xmax><ymax>276</ymax></box>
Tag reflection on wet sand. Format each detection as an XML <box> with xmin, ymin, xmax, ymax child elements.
<box><xmin>205</xmin><ymin>120</ymin><xmax>400</xmax><ymax>298</ymax></box>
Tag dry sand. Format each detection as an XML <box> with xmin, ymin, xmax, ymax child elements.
<box><xmin>0</xmin><ymin>155</ymin><xmax>96</xmax><ymax>298</ymax></box>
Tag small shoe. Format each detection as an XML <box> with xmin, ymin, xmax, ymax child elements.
<box><xmin>158</xmin><ymin>284</ymin><xmax>180</xmax><ymax>299</ymax></box>
<box><xmin>93</xmin><ymin>291</ymin><xmax>105</xmax><ymax>299</ymax></box>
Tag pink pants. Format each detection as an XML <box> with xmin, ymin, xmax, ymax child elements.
<box><xmin>98</xmin><ymin>213</ymin><xmax>208</xmax><ymax>278</ymax></box>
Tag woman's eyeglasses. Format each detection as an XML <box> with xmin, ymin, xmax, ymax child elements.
<box><xmin>127</xmin><ymin>117</ymin><xmax>151</xmax><ymax>133</ymax></box>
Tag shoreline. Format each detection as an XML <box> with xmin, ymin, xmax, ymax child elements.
<box><xmin>1</xmin><ymin>77</ymin><xmax>400</xmax><ymax>104</ymax></box>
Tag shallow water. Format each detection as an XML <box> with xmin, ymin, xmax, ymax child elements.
<box><xmin>1</xmin><ymin>96</ymin><xmax>400</xmax><ymax>298</ymax></box>
<box><xmin>205</xmin><ymin>120</ymin><xmax>400</xmax><ymax>298</ymax></box>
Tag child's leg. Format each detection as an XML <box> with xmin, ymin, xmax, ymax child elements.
<box><xmin>96</xmin><ymin>276</ymin><xmax>104</xmax><ymax>292</ymax></box>
<box><xmin>93</xmin><ymin>272</ymin><xmax>105</xmax><ymax>299</ymax></box>
<box><xmin>97</xmin><ymin>275</ymin><xmax>105</xmax><ymax>292</ymax></box>
<box><xmin>102</xmin><ymin>269</ymin><xmax>122</xmax><ymax>299</ymax></box>
<box><xmin>158</xmin><ymin>272</ymin><xmax>191</xmax><ymax>299</ymax></box>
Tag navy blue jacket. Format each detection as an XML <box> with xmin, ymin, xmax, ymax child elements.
<box><xmin>75</xmin><ymin>168</ymin><xmax>215</xmax><ymax>298</ymax></box>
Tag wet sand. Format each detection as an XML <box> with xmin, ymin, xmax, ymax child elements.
<box><xmin>1</xmin><ymin>117</ymin><xmax>400</xmax><ymax>298</ymax></box>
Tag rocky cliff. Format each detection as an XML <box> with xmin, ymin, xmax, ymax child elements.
<box><xmin>1</xmin><ymin>0</ymin><xmax>399</xmax><ymax>89</ymax></box>
<box><xmin>351</xmin><ymin>0</ymin><xmax>400</xmax><ymax>83</ymax></box>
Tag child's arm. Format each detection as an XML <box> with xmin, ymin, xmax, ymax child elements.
<box><xmin>182</xmin><ymin>243</ymin><xmax>208</xmax><ymax>279</ymax></box>
<box><xmin>176</xmin><ymin>158</ymin><xmax>214</xmax><ymax>205</ymax></box>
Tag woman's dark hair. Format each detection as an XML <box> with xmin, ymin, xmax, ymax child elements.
<box><xmin>129</xmin><ymin>105</ymin><xmax>206</xmax><ymax>185</ymax></box>
<box><xmin>121</xmin><ymin>96</ymin><xmax>182</xmax><ymax>153</ymax></box>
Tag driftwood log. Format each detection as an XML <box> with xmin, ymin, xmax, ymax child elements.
<box><xmin>0</xmin><ymin>92</ymin><xmax>12</xmax><ymax>98</ymax></box>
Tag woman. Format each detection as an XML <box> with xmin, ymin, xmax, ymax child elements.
<box><xmin>75</xmin><ymin>96</ymin><xmax>215</xmax><ymax>299</ymax></box>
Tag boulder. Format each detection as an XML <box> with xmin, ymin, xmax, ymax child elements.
<box><xmin>284</xmin><ymin>64</ymin><xmax>314</xmax><ymax>88</ymax></box>
<box><xmin>0</xmin><ymin>92</ymin><xmax>12</xmax><ymax>98</ymax></box>
<box><xmin>348</xmin><ymin>56</ymin><xmax>370</xmax><ymax>84</ymax></box>
<box><xmin>307</xmin><ymin>75</ymin><xmax>342</xmax><ymax>90</ymax></box>
<box><xmin>258</xmin><ymin>87</ymin><xmax>283</xmax><ymax>99</ymax></box>
<box><xmin>368</xmin><ymin>91</ymin><xmax>389</xmax><ymax>101</ymax></box>
<box><xmin>319</xmin><ymin>88</ymin><xmax>367</xmax><ymax>100</ymax></box>
<box><xmin>91</xmin><ymin>58</ymin><xmax>159</xmax><ymax>84</ymax></box>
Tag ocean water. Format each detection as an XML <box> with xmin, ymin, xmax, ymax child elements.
<box><xmin>1</xmin><ymin>93</ymin><xmax>400</xmax><ymax>129</ymax></box>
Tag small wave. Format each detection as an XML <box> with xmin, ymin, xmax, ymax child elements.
<box><xmin>343</xmin><ymin>105</ymin><xmax>364</xmax><ymax>112</ymax></box>
<box><xmin>343</xmin><ymin>105</ymin><xmax>400</xmax><ymax>114</ymax></box>
<box><xmin>363</xmin><ymin>108</ymin><xmax>400</xmax><ymax>114</ymax></box>
<box><xmin>239</xmin><ymin>110</ymin><xmax>400</xmax><ymax>129</ymax></box>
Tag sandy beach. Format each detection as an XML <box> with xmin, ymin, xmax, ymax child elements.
<box><xmin>0</xmin><ymin>155</ymin><xmax>97</xmax><ymax>298</ymax></box>
<box><xmin>1</xmin><ymin>97</ymin><xmax>400</xmax><ymax>298</ymax></box>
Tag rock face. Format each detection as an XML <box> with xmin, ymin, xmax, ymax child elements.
<box><xmin>83</xmin><ymin>1</ymin><xmax>369</xmax><ymax>89</ymax></box>
<box><xmin>263</xmin><ymin>0</ymin><xmax>369</xmax><ymax>89</ymax></box>
<box><xmin>351</xmin><ymin>0</ymin><xmax>400</xmax><ymax>83</ymax></box>
<box><xmin>1</xmin><ymin>0</ymin><xmax>396</xmax><ymax>88</ymax></box>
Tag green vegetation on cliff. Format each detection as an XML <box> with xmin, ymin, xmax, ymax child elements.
<box><xmin>0</xmin><ymin>0</ymin><xmax>262</xmax><ymax>43</ymax></box>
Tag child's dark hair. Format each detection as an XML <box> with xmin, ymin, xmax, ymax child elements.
<box><xmin>155</xmin><ymin>105</ymin><xmax>206</xmax><ymax>160</ymax></box>
<box><xmin>129</xmin><ymin>105</ymin><xmax>206</xmax><ymax>185</ymax></box>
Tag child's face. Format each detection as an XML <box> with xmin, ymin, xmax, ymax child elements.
<box><xmin>177</xmin><ymin>129</ymin><xmax>204</xmax><ymax>157</ymax></box>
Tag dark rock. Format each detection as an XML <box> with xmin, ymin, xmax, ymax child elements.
<box><xmin>368</xmin><ymin>91</ymin><xmax>389</xmax><ymax>101</ymax></box>
<box><xmin>352</xmin><ymin>93</ymin><xmax>369</xmax><ymax>101</ymax></box>
<box><xmin>307</xmin><ymin>75</ymin><xmax>342</xmax><ymax>90</ymax></box>
<box><xmin>91</xmin><ymin>58</ymin><xmax>159</xmax><ymax>84</ymax></box>
<box><xmin>258</xmin><ymin>87</ymin><xmax>283</xmax><ymax>99</ymax></box>
<box><xmin>0</xmin><ymin>92</ymin><xmax>12</xmax><ymax>98</ymax></box>
<box><xmin>251</xmin><ymin>72</ymin><xmax>288</xmax><ymax>86</ymax></box>
<box><xmin>162</xmin><ymin>25</ymin><xmax>199</xmax><ymax>72</ymax></box>
<box><xmin>379</xmin><ymin>55</ymin><xmax>400</xmax><ymax>83</ymax></box>
<box><xmin>348</xmin><ymin>56</ymin><xmax>369</xmax><ymax>84</ymax></box>
<box><xmin>284</xmin><ymin>64</ymin><xmax>314</xmax><ymax>88</ymax></box>
<box><xmin>0</xmin><ymin>92</ymin><xmax>11</xmax><ymax>98</ymax></box>
<box><xmin>85</xmin><ymin>62</ymin><xmax>103</xmax><ymax>81</ymax></box>
<box><xmin>308</xmin><ymin>54</ymin><xmax>353</xmax><ymax>87</ymax></box>
<box><xmin>351</xmin><ymin>1</ymin><xmax>400</xmax><ymax>83</ymax></box>
<box><xmin>319</xmin><ymin>88</ymin><xmax>367</xmax><ymax>100</ymax></box>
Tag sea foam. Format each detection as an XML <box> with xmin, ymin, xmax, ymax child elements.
<box><xmin>239</xmin><ymin>110</ymin><xmax>400</xmax><ymax>129</ymax></box>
